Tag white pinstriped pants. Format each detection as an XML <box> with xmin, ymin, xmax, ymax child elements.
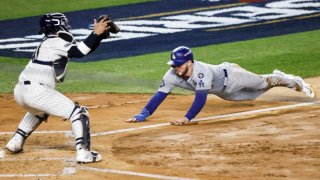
<box><xmin>13</xmin><ymin>82</ymin><xmax>76</xmax><ymax>136</ymax></box>
<box><xmin>14</xmin><ymin>83</ymin><xmax>75</xmax><ymax>118</ymax></box>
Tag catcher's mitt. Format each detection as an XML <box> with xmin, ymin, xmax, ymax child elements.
<box><xmin>97</xmin><ymin>15</ymin><xmax>120</xmax><ymax>38</ymax></box>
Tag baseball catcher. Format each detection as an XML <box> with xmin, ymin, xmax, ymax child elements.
<box><xmin>127</xmin><ymin>46</ymin><xmax>316</xmax><ymax>125</ymax></box>
<box><xmin>6</xmin><ymin>12</ymin><xmax>119</xmax><ymax>163</ymax></box>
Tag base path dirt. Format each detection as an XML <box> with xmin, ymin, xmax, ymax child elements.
<box><xmin>0</xmin><ymin>77</ymin><xmax>319</xmax><ymax>179</ymax></box>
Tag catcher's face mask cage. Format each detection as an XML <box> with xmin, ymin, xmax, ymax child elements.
<box><xmin>39</xmin><ymin>13</ymin><xmax>71</xmax><ymax>34</ymax></box>
<box><xmin>167</xmin><ymin>46</ymin><xmax>194</xmax><ymax>68</ymax></box>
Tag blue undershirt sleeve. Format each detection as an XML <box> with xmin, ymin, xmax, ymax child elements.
<box><xmin>143</xmin><ymin>91</ymin><xmax>168</xmax><ymax>115</ymax></box>
<box><xmin>185</xmin><ymin>90</ymin><xmax>209</xmax><ymax>121</ymax></box>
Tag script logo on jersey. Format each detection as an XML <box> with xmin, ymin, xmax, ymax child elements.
<box><xmin>0</xmin><ymin>0</ymin><xmax>319</xmax><ymax>61</ymax></box>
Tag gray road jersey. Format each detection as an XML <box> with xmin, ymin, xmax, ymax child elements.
<box><xmin>158</xmin><ymin>61</ymin><xmax>301</xmax><ymax>101</ymax></box>
<box><xmin>158</xmin><ymin>61</ymin><xmax>226</xmax><ymax>93</ymax></box>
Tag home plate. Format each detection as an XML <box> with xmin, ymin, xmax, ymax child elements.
<box><xmin>0</xmin><ymin>148</ymin><xmax>4</xmax><ymax>158</ymax></box>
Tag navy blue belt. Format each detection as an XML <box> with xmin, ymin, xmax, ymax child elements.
<box><xmin>32</xmin><ymin>59</ymin><xmax>53</xmax><ymax>66</ymax></box>
<box><xmin>223</xmin><ymin>69</ymin><xmax>228</xmax><ymax>78</ymax></box>
<box><xmin>223</xmin><ymin>69</ymin><xmax>228</xmax><ymax>89</ymax></box>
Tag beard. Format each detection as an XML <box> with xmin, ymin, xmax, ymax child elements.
<box><xmin>175</xmin><ymin>66</ymin><xmax>189</xmax><ymax>78</ymax></box>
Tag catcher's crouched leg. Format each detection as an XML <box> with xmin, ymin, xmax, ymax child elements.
<box><xmin>6</xmin><ymin>113</ymin><xmax>48</xmax><ymax>153</ymax></box>
<box><xmin>69</xmin><ymin>102</ymin><xmax>102</xmax><ymax>163</ymax></box>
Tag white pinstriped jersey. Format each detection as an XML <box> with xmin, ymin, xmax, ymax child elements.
<box><xmin>19</xmin><ymin>33</ymin><xmax>75</xmax><ymax>88</ymax></box>
<box><xmin>15</xmin><ymin>30</ymin><xmax>96</xmax><ymax>118</ymax></box>
<box><xmin>14</xmin><ymin>32</ymin><xmax>79</xmax><ymax>117</ymax></box>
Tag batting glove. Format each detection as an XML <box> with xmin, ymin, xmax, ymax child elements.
<box><xmin>135</xmin><ymin>108</ymin><xmax>150</xmax><ymax>122</ymax></box>
<box><xmin>126</xmin><ymin>108</ymin><xmax>150</xmax><ymax>122</ymax></box>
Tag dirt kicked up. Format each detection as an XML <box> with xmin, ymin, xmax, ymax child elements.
<box><xmin>0</xmin><ymin>77</ymin><xmax>319</xmax><ymax>179</ymax></box>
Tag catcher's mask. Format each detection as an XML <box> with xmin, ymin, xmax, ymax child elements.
<box><xmin>39</xmin><ymin>12</ymin><xmax>71</xmax><ymax>35</ymax></box>
<box><xmin>167</xmin><ymin>46</ymin><xmax>194</xmax><ymax>68</ymax></box>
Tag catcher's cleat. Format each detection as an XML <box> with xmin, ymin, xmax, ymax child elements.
<box><xmin>6</xmin><ymin>136</ymin><xmax>23</xmax><ymax>153</ymax></box>
<box><xmin>76</xmin><ymin>148</ymin><xmax>102</xmax><ymax>164</ymax></box>
<box><xmin>273</xmin><ymin>69</ymin><xmax>316</xmax><ymax>98</ymax></box>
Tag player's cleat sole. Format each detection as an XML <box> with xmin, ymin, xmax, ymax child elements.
<box><xmin>76</xmin><ymin>149</ymin><xmax>102</xmax><ymax>164</ymax></box>
<box><xmin>294</xmin><ymin>76</ymin><xmax>316</xmax><ymax>98</ymax></box>
<box><xmin>273</xmin><ymin>69</ymin><xmax>316</xmax><ymax>98</ymax></box>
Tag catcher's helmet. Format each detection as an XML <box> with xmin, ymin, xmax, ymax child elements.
<box><xmin>167</xmin><ymin>46</ymin><xmax>194</xmax><ymax>68</ymax></box>
<box><xmin>39</xmin><ymin>13</ymin><xmax>71</xmax><ymax>34</ymax></box>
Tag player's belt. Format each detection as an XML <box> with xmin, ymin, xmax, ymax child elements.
<box><xmin>24</xmin><ymin>81</ymin><xmax>31</xmax><ymax>85</ymax></box>
<box><xmin>32</xmin><ymin>59</ymin><xmax>53</xmax><ymax>66</ymax></box>
<box><xmin>223</xmin><ymin>69</ymin><xmax>228</xmax><ymax>89</ymax></box>
<box><xmin>22</xmin><ymin>81</ymin><xmax>44</xmax><ymax>85</ymax></box>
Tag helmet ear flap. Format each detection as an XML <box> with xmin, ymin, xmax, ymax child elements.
<box><xmin>39</xmin><ymin>15</ymin><xmax>50</xmax><ymax>34</ymax></box>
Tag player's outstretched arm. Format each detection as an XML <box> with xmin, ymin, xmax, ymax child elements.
<box><xmin>126</xmin><ymin>91</ymin><xmax>168</xmax><ymax>123</ymax></box>
<box><xmin>170</xmin><ymin>89</ymin><xmax>209</xmax><ymax>126</ymax></box>
<box><xmin>67</xmin><ymin>16</ymin><xmax>114</xmax><ymax>58</ymax></box>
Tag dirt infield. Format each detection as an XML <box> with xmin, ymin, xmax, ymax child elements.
<box><xmin>0</xmin><ymin>77</ymin><xmax>320</xmax><ymax>179</ymax></box>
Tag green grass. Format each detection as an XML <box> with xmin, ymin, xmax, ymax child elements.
<box><xmin>1</xmin><ymin>29</ymin><xmax>319</xmax><ymax>94</ymax></box>
<box><xmin>0</xmin><ymin>0</ymin><xmax>154</xmax><ymax>20</ymax></box>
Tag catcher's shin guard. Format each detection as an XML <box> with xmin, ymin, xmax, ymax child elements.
<box><xmin>69</xmin><ymin>102</ymin><xmax>91</xmax><ymax>151</ymax></box>
<box><xmin>80</xmin><ymin>110</ymin><xmax>90</xmax><ymax>150</ymax></box>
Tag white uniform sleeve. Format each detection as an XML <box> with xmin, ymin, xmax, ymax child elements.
<box><xmin>36</xmin><ymin>37</ymin><xmax>69</xmax><ymax>60</ymax></box>
<box><xmin>53</xmin><ymin>38</ymin><xmax>72</xmax><ymax>57</ymax></box>
<box><xmin>158</xmin><ymin>69</ymin><xmax>176</xmax><ymax>93</ymax></box>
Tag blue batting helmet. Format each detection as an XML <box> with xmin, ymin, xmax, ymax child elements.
<box><xmin>39</xmin><ymin>13</ymin><xmax>71</xmax><ymax>34</ymax></box>
<box><xmin>167</xmin><ymin>46</ymin><xmax>194</xmax><ymax>68</ymax></box>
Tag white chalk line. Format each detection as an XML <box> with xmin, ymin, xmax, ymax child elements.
<box><xmin>92</xmin><ymin>100</ymin><xmax>320</xmax><ymax>136</ymax></box>
<box><xmin>78</xmin><ymin>166</ymin><xmax>196</xmax><ymax>180</ymax></box>
<box><xmin>0</xmin><ymin>157</ymin><xmax>74</xmax><ymax>162</ymax></box>
<box><xmin>0</xmin><ymin>156</ymin><xmax>194</xmax><ymax>180</ymax></box>
<box><xmin>87</xmin><ymin>99</ymin><xmax>149</xmax><ymax>109</ymax></box>
<box><xmin>92</xmin><ymin>123</ymin><xmax>170</xmax><ymax>136</ymax></box>
<box><xmin>0</xmin><ymin>148</ymin><xmax>4</xmax><ymax>158</ymax></box>
<box><xmin>0</xmin><ymin>167</ymin><xmax>77</xmax><ymax>178</ymax></box>
<box><xmin>1</xmin><ymin>101</ymin><xmax>319</xmax><ymax>137</ymax></box>
<box><xmin>0</xmin><ymin>173</ymin><xmax>58</xmax><ymax>177</ymax></box>
<box><xmin>0</xmin><ymin>130</ymin><xmax>70</xmax><ymax>135</ymax></box>
<box><xmin>0</xmin><ymin>101</ymin><xmax>319</xmax><ymax>179</ymax></box>
<box><xmin>193</xmin><ymin>101</ymin><xmax>320</xmax><ymax>122</ymax></box>
<box><xmin>0</xmin><ymin>156</ymin><xmax>77</xmax><ymax>177</ymax></box>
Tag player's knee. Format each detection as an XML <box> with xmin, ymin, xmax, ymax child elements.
<box><xmin>69</xmin><ymin>102</ymin><xmax>90</xmax><ymax>121</ymax></box>
<box><xmin>35</xmin><ymin>113</ymin><xmax>49</xmax><ymax>122</ymax></box>
<box><xmin>265</xmin><ymin>75</ymin><xmax>284</xmax><ymax>88</ymax></box>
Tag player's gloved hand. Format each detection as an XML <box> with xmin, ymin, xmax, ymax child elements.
<box><xmin>93</xmin><ymin>16</ymin><xmax>111</xmax><ymax>38</ymax></box>
<box><xmin>126</xmin><ymin>108</ymin><xmax>149</xmax><ymax>123</ymax></box>
<box><xmin>95</xmin><ymin>15</ymin><xmax>120</xmax><ymax>39</ymax></box>
<box><xmin>170</xmin><ymin>117</ymin><xmax>198</xmax><ymax>126</ymax></box>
